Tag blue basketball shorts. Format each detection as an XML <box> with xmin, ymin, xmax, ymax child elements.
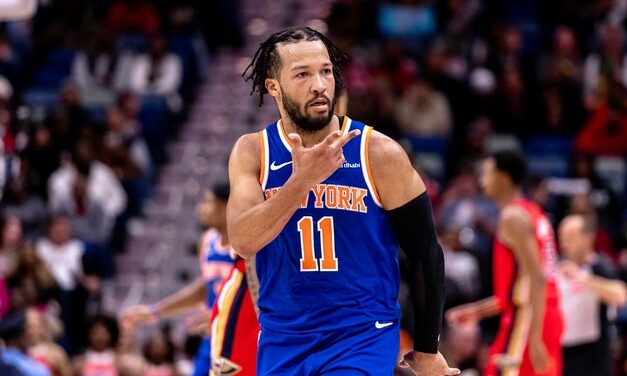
<box><xmin>257</xmin><ymin>320</ymin><xmax>399</xmax><ymax>376</ymax></box>
<box><xmin>193</xmin><ymin>336</ymin><xmax>211</xmax><ymax>376</ymax></box>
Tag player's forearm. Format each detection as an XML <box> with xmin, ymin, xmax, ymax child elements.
<box><xmin>154</xmin><ymin>278</ymin><xmax>206</xmax><ymax>317</ymax></box>
<box><xmin>474</xmin><ymin>296</ymin><xmax>501</xmax><ymax>319</ymax></box>
<box><xmin>586</xmin><ymin>276</ymin><xmax>627</xmax><ymax>306</ymax></box>
<box><xmin>529</xmin><ymin>273</ymin><xmax>547</xmax><ymax>344</ymax></box>
<box><xmin>230</xmin><ymin>177</ymin><xmax>310</xmax><ymax>258</ymax></box>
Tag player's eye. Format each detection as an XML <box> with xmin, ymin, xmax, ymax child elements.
<box><xmin>296</xmin><ymin>72</ymin><xmax>308</xmax><ymax>78</ymax></box>
<box><xmin>322</xmin><ymin>68</ymin><xmax>332</xmax><ymax>75</ymax></box>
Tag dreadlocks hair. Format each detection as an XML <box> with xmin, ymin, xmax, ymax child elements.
<box><xmin>243</xmin><ymin>27</ymin><xmax>348</xmax><ymax>107</ymax></box>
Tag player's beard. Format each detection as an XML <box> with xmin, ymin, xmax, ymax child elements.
<box><xmin>281</xmin><ymin>90</ymin><xmax>336</xmax><ymax>133</ymax></box>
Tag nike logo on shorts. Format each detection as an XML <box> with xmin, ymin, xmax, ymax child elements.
<box><xmin>270</xmin><ymin>161</ymin><xmax>292</xmax><ymax>171</ymax></box>
<box><xmin>375</xmin><ymin>321</ymin><xmax>394</xmax><ymax>329</ymax></box>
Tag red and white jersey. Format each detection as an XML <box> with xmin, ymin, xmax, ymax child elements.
<box><xmin>493</xmin><ymin>198</ymin><xmax>560</xmax><ymax>311</ymax></box>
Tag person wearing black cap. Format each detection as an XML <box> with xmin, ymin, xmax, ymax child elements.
<box><xmin>0</xmin><ymin>310</ymin><xmax>50</xmax><ymax>376</ymax></box>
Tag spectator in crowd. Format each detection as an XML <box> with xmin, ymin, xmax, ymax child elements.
<box><xmin>0</xmin><ymin>217</ymin><xmax>23</xmax><ymax>278</ymax></box>
<box><xmin>71</xmin><ymin>33</ymin><xmax>133</xmax><ymax>94</ymax></box>
<box><xmin>106</xmin><ymin>0</ymin><xmax>160</xmax><ymax>36</ymax></box>
<box><xmin>394</xmin><ymin>76</ymin><xmax>453</xmax><ymax>137</ymax></box>
<box><xmin>439</xmin><ymin>226</ymin><xmax>480</xmax><ymax>302</ymax></box>
<box><xmin>437</xmin><ymin>170</ymin><xmax>498</xmax><ymax>256</ymax></box>
<box><xmin>142</xmin><ymin>331</ymin><xmax>177</xmax><ymax>376</ymax></box>
<box><xmin>1</xmin><ymin>163</ymin><xmax>48</xmax><ymax>241</ymax></box>
<box><xmin>19</xmin><ymin>124</ymin><xmax>61</xmax><ymax>201</ymax></box>
<box><xmin>439</xmin><ymin>323</ymin><xmax>481</xmax><ymax>373</ymax></box>
<box><xmin>25</xmin><ymin>308</ymin><xmax>71</xmax><ymax>376</ymax></box>
<box><xmin>0</xmin><ymin>275</ymin><xmax>9</xmax><ymax>320</ymax></box>
<box><xmin>575</xmin><ymin>82</ymin><xmax>627</xmax><ymax>157</ymax></box>
<box><xmin>0</xmin><ymin>310</ymin><xmax>51</xmax><ymax>376</ymax></box>
<box><xmin>101</xmin><ymin>105</ymin><xmax>152</xmax><ymax>217</ymax></box>
<box><xmin>537</xmin><ymin>25</ymin><xmax>585</xmax><ymax>136</ymax></box>
<box><xmin>35</xmin><ymin>216</ymin><xmax>97</xmax><ymax>354</ymax></box>
<box><xmin>0</xmin><ymin>33</ymin><xmax>20</xmax><ymax>87</ymax></box>
<box><xmin>128</xmin><ymin>34</ymin><xmax>182</xmax><ymax>112</ymax></box>
<box><xmin>558</xmin><ymin>214</ymin><xmax>627</xmax><ymax>376</ymax></box>
<box><xmin>48</xmin><ymin>138</ymin><xmax>126</xmax><ymax>278</ymax></box>
<box><xmin>8</xmin><ymin>242</ymin><xmax>58</xmax><ymax>312</ymax></box>
<box><xmin>436</xmin><ymin>0</ymin><xmax>481</xmax><ymax>38</ymax></box>
<box><xmin>47</xmin><ymin>82</ymin><xmax>89</xmax><ymax>153</ymax></box>
<box><xmin>583</xmin><ymin>23</ymin><xmax>627</xmax><ymax>108</ymax></box>
<box><xmin>73</xmin><ymin>315</ymin><xmax>121</xmax><ymax>376</ymax></box>
<box><xmin>0</xmin><ymin>75</ymin><xmax>15</xmax><ymax>202</ymax></box>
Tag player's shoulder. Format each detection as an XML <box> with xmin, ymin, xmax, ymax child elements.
<box><xmin>232</xmin><ymin>132</ymin><xmax>260</xmax><ymax>154</ymax></box>
<box><xmin>229</xmin><ymin>132</ymin><xmax>262</xmax><ymax>169</ymax></box>
<box><xmin>366</xmin><ymin>129</ymin><xmax>410</xmax><ymax>167</ymax></box>
<box><xmin>500</xmin><ymin>204</ymin><xmax>533</xmax><ymax>232</ymax></box>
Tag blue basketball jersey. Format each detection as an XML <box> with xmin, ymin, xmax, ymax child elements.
<box><xmin>256</xmin><ymin>116</ymin><xmax>400</xmax><ymax>333</ymax></box>
<box><xmin>200</xmin><ymin>228</ymin><xmax>235</xmax><ymax>309</ymax></box>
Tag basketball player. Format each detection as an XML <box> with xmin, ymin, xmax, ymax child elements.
<box><xmin>227</xmin><ymin>27</ymin><xmax>459</xmax><ymax>375</ymax></box>
<box><xmin>123</xmin><ymin>183</ymin><xmax>234</xmax><ymax>376</ymax></box>
<box><xmin>447</xmin><ymin>151</ymin><xmax>563</xmax><ymax>376</ymax></box>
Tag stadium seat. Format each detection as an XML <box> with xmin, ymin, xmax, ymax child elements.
<box><xmin>33</xmin><ymin>49</ymin><xmax>74</xmax><ymax>88</ymax></box>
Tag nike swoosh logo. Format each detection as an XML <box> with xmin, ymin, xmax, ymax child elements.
<box><xmin>270</xmin><ymin>161</ymin><xmax>292</xmax><ymax>171</ymax></box>
<box><xmin>375</xmin><ymin>321</ymin><xmax>394</xmax><ymax>329</ymax></box>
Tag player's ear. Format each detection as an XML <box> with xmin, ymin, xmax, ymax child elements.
<box><xmin>265</xmin><ymin>78</ymin><xmax>280</xmax><ymax>98</ymax></box>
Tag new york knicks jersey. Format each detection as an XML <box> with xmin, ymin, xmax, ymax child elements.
<box><xmin>257</xmin><ymin>116</ymin><xmax>400</xmax><ymax>333</ymax></box>
<box><xmin>200</xmin><ymin>228</ymin><xmax>234</xmax><ymax>309</ymax></box>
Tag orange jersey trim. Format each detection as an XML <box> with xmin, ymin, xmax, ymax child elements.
<box><xmin>363</xmin><ymin>127</ymin><xmax>381</xmax><ymax>203</ymax></box>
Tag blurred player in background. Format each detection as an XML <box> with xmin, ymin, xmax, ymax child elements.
<box><xmin>123</xmin><ymin>182</ymin><xmax>234</xmax><ymax>376</ymax></box>
<box><xmin>448</xmin><ymin>151</ymin><xmax>563</xmax><ymax>376</ymax></box>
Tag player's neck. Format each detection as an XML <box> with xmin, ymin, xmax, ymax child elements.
<box><xmin>496</xmin><ymin>188</ymin><xmax>522</xmax><ymax>208</ymax></box>
<box><xmin>281</xmin><ymin>115</ymin><xmax>340</xmax><ymax>147</ymax></box>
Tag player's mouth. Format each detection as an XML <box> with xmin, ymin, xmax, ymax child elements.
<box><xmin>308</xmin><ymin>98</ymin><xmax>329</xmax><ymax>112</ymax></box>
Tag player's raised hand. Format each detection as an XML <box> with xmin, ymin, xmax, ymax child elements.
<box><xmin>399</xmin><ymin>351</ymin><xmax>461</xmax><ymax>376</ymax></box>
<box><xmin>288</xmin><ymin>129</ymin><xmax>360</xmax><ymax>187</ymax></box>
<box><xmin>121</xmin><ymin>304</ymin><xmax>157</xmax><ymax>327</ymax></box>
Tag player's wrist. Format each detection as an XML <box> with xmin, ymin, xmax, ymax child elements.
<box><xmin>149</xmin><ymin>304</ymin><xmax>161</xmax><ymax>319</ymax></box>
<box><xmin>413</xmin><ymin>350</ymin><xmax>439</xmax><ymax>357</ymax></box>
<box><xmin>285</xmin><ymin>174</ymin><xmax>313</xmax><ymax>196</ymax></box>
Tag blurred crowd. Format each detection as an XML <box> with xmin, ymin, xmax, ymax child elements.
<box><xmin>0</xmin><ymin>0</ymin><xmax>244</xmax><ymax>375</ymax></box>
<box><xmin>0</xmin><ymin>0</ymin><xmax>626</xmax><ymax>375</ymax></box>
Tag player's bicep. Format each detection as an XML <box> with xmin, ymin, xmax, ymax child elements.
<box><xmin>226</xmin><ymin>134</ymin><xmax>265</xmax><ymax>224</ymax></box>
<box><xmin>368</xmin><ymin>131</ymin><xmax>426</xmax><ymax>210</ymax></box>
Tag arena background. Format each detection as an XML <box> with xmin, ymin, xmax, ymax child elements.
<box><xmin>0</xmin><ymin>0</ymin><xmax>625</xmax><ymax>375</ymax></box>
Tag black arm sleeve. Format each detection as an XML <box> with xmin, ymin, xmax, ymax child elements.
<box><xmin>387</xmin><ymin>192</ymin><xmax>445</xmax><ymax>354</ymax></box>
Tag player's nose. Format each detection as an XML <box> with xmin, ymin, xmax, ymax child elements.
<box><xmin>311</xmin><ymin>73</ymin><xmax>327</xmax><ymax>95</ymax></box>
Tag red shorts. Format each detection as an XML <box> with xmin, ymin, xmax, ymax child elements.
<box><xmin>211</xmin><ymin>259</ymin><xmax>260</xmax><ymax>376</ymax></box>
<box><xmin>485</xmin><ymin>305</ymin><xmax>563</xmax><ymax>376</ymax></box>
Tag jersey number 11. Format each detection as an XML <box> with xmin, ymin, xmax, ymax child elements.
<box><xmin>297</xmin><ymin>216</ymin><xmax>338</xmax><ymax>272</ymax></box>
